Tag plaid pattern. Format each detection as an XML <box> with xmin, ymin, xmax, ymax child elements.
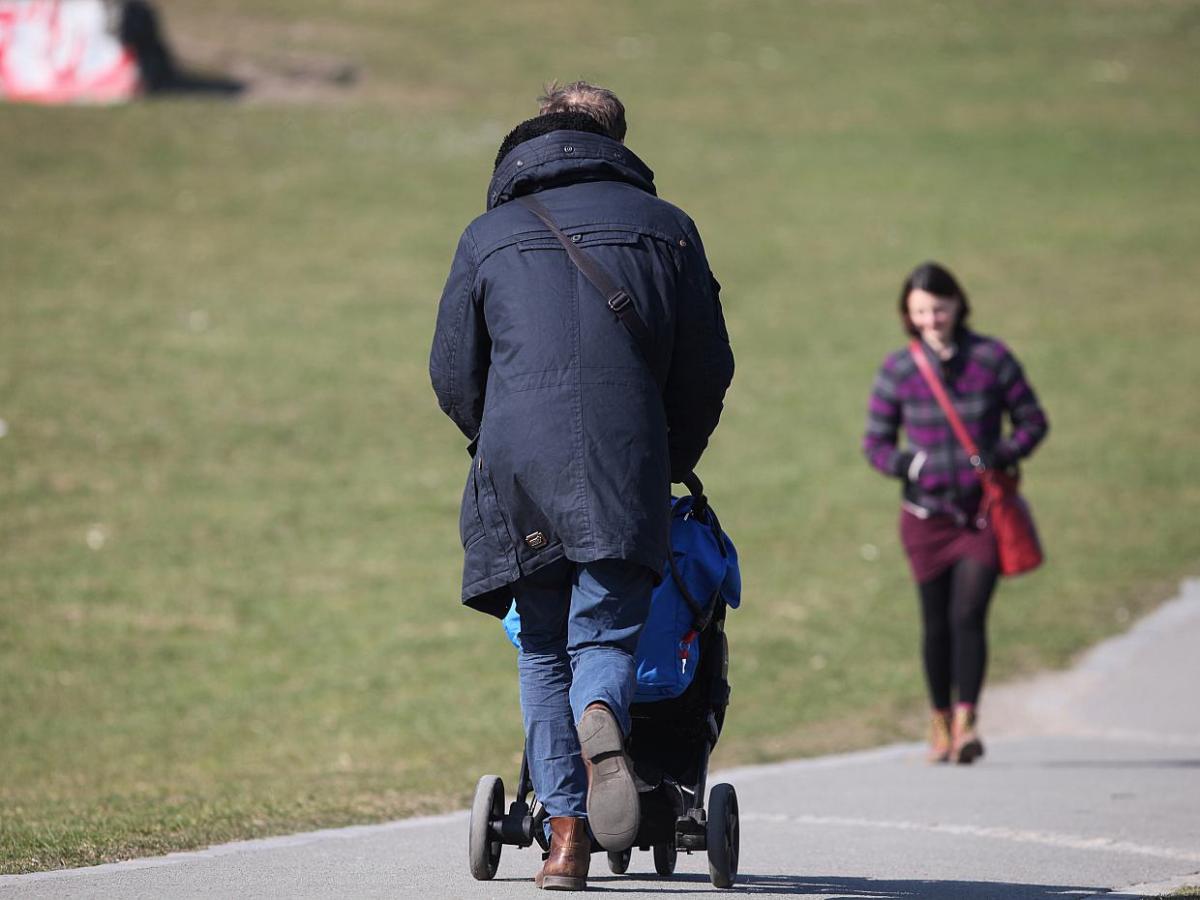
<box><xmin>863</xmin><ymin>331</ymin><xmax>1049</xmax><ymax>521</ymax></box>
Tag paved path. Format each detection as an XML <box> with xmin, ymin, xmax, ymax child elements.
<box><xmin>4</xmin><ymin>580</ymin><xmax>1199</xmax><ymax>899</ymax></box>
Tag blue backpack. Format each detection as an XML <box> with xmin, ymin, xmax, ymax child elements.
<box><xmin>503</xmin><ymin>492</ymin><xmax>740</xmax><ymax>702</ymax></box>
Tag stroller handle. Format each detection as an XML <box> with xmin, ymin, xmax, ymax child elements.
<box><xmin>681</xmin><ymin>472</ymin><xmax>708</xmax><ymax>517</ymax></box>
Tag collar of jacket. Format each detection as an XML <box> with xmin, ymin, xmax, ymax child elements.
<box><xmin>915</xmin><ymin>327</ymin><xmax>980</xmax><ymax>375</ymax></box>
<box><xmin>486</xmin><ymin>130</ymin><xmax>656</xmax><ymax>211</ymax></box>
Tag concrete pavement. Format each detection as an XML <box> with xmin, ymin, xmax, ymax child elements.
<box><xmin>3</xmin><ymin>579</ymin><xmax>1198</xmax><ymax>899</ymax></box>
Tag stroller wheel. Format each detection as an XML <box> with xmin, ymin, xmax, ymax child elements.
<box><xmin>653</xmin><ymin>842</ymin><xmax>677</xmax><ymax>876</ymax></box>
<box><xmin>706</xmin><ymin>783</ymin><xmax>739</xmax><ymax>888</ymax></box>
<box><xmin>468</xmin><ymin>775</ymin><xmax>504</xmax><ymax>880</ymax></box>
<box><xmin>606</xmin><ymin>848</ymin><xmax>632</xmax><ymax>874</ymax></box>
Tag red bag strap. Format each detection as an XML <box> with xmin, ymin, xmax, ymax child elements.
<box><xmin>908</xmin><ymin>340</ymin><xmax>984</xmax><ymax>467</ymax></box>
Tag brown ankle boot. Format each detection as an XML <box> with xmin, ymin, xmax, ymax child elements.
<box><xmin>534</xmin><ymin>817</ymin><xmax>590</xmax><ymax>891</ymax></box>
<box><xmin>927</xmin><ymin>708</ymin><xmax>952</xmax><ymax>763</ymax></box>
<box><xmin>951</xmin><ymin>705</ymin><xmax>984</xmax><ymax>764</ymax></box>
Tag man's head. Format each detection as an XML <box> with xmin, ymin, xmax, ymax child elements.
<box><xmin>538</xmin><ymin>81</ymin><xmax>626</xmax><ymax>143</ymax></box>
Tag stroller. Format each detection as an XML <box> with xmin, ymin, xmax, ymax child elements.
<box><xmin>467</xmin><ymin>474</ymin><xmax>742</xmax><ymax>888</ymax></box>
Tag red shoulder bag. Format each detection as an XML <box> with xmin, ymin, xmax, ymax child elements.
<box><xmin>909</xmin><ymin>341</ymin><xmax>1044</xmax><ymax>577</ymax></box>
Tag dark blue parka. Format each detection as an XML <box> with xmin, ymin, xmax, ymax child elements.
<box><xmin>430</xmin><ymin>127</ymin><xmax>734</xmax><ymax>617</ymax></box>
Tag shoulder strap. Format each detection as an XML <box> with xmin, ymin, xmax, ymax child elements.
<box><xmin>516</xmin><ymin>194</ymin><xmax>653</xmax><ymax>358</ymax></box>
<box><xmin>908</xmin><ymin>340</ymin><xmax>984</xmax><ymax>466</ymax></box>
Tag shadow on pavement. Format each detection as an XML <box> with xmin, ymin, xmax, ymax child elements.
<box><xmin>568</xmin><ymin>872</ymin><xmax>1102</xmax><ymax>897</ymax></box>
<box><xmin>734</xmin><ymin>874</ymin><xmax>1102</xmax><ymax>897</ymax></box>
<box><xmin>1038</xmin><ymin>758</ymin><xmax>1200</xmax><ymax>769</ymax></box>
<box><xmin>987</xmin><ymin>758</ymin><xmax>1200</xmax><ymax>770</ymax></box>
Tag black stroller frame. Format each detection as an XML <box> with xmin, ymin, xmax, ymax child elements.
<box><xmin>468</xmin><ymin>475</ymin><xmax>740</xmax><ymax>888</ymax></box>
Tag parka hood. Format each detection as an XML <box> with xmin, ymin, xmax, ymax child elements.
<box><xmin>486</xmin><ymin>128</ymin><xmax>656</xmax><ymax>211</ymax></box>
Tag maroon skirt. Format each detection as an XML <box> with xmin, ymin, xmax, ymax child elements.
<box><xmin>899</xmin><ymin>507</ymin><xmax>998</xmax><ymax>584</ymax></box>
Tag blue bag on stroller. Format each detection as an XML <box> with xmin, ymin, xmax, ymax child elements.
<box><xmin>502</xmin><ymin>487</ymin><xmax>740</xmax><ymax>702</ymax></box>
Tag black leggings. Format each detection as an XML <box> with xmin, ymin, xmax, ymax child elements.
<box><xmin>917</xmin><ymin>557</ymin><xmax>999</xmax><ymax>708</ymax></box>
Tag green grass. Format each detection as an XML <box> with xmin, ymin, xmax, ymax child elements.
<box><xmin>3</xmin><ymin>0</ymin><xmax>1199</xmax><ymax>874</ymax></box>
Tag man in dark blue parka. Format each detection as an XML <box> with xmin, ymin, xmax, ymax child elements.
<box><xmin>430</xmin><ymin>82</ymin><xmax>732</xmax><ymax>889</ymax></box>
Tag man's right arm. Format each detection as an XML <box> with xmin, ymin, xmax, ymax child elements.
<box><xmin>429</xmin><ymin>229</ymin><xmax>490</xmax><ymax>443</ymax></box>
<box><xmin>661</xmin><ymin>221</ymin><xmax>734</xmax><ymax>482</ymax></box>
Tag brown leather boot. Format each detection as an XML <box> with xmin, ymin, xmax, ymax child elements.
<box><xmin>534</xmin><ymin>816</ymin><xmax>590</xmax><ymax>891</ymax></box>
<box><xmin>927</xmin><ymin>708</ymin><xmax>952</xmax><ymax>763</ymax></box>
<box><xmin>577</xmin><ymin>702</ymin><xmax>640</xmax><ymax>851</ymax></box>
<box><xmin>951</xmin><ymin>705</ymin><xmax>985</xmax><ymax>764</ymax></box>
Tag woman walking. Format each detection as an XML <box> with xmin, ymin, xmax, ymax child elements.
<box><xmin>863</xmin><ymin>262</ymin><xmax>1049</xmax><ymax>764</ymax></box>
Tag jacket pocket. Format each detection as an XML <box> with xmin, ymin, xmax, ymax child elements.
<box><xmin>459</xmin><ymin>466</ymin><xmax>486</xmax><ymax>549</ymax></box>
<box><xmin>473</xmin><ymin>456</ymin><xmax>517</xmax><ymax>554</ymax></box>
<box><xmin>516</xmin><ymin>230</ymin><xmax>642</xmax><ymax>252</ymax></box>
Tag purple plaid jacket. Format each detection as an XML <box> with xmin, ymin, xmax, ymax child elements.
<box><xmin>863</xmin><ymin>330</ymin><xmax>1049</xmax><ymax>521</ymax></box>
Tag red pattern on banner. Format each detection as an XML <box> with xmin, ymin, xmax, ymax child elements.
<box><xmin>0</xmin><ymin>0</ymin><xmax>140</xmax><ymax>104</ymax></box>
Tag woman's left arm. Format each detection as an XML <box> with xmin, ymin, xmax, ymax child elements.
<box><xmin>993</xmin><ymin>347</ymin><xmax>1049</xmax><ymax>466</ymax></box>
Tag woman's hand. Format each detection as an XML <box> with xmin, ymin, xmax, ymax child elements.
<box><xmin>907</xmin><ymin>450</ymin><xmax>927</xmax><ymax>482</ymax></box>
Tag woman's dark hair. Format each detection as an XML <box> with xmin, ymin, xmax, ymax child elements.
<box><xmin>898</xmin><ymin>261</ymin><xmax>971</xmax><ymax>337</ymax></box>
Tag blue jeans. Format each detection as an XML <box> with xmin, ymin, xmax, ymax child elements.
<box><xmin>514</xmin><ymin>557</ymin><xmax>654</xmax><ymax>820</ymax></box>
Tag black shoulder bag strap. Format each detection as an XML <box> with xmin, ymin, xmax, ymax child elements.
<box><xmin>516</xmin><ymin>194</ymin><xmax>653</xmax><ymax>359</ymax></box>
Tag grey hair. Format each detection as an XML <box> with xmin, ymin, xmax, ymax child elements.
<box><xmin>537</xmin><ymin>81</ymin><xmax>627</xmax><ymax>142</ymax></box>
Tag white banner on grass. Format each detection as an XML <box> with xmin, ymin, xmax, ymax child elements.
<box><xmin>0</xmin><ymin>0</ymin><xmax>139</xmax><ymax>103</ymax></box>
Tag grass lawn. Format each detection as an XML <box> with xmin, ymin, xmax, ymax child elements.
<box><xmin>2</xmin><ymin>0</ymin><xmax>1199</xmax><ymax>874</ymax></box>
